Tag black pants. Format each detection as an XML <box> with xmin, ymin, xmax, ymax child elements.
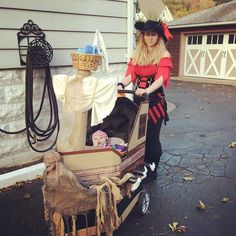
<box><xmin>135</xmin><ymin>89</ymin><xmax>167</xmax><ymax>169</ymax></box>
<box><xmin>144</xmin><ymin>115</ymin><xmax>163</xmax><ymax>168</ymax></box>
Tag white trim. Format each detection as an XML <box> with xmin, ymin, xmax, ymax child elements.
<box><xmin>127</xmin><ymin>0</ymin><xmax>134</xmax><ymax>61</ymax></box>
<box><xmin>169</xmin><ymin>21</ymin><xmax>236</xmax><ymax>29</ymax></box>
<box><xmin>163</xmin><ymin>5</ymin><xmax>173</xmax><ymax>22</ymax></box>
<box><xmin>0</xmin><ymin>163</ymin><xmax>45</xmax><ymax>189</ymax></box>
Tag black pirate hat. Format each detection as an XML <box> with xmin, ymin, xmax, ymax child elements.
<box><xmin>134</xmin><ymin>20</ymin><xmax>173</xmax><ymax>42</ymax></box>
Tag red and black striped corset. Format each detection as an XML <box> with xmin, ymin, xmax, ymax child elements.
<box><xmin>134</xmin><ymin>74</ymin><xmax>169</xmax><ymax>125</ymax></box>
<box><xmin>135</xmin><ymin>74</ymin><xmax>155</xmax><ymax>90</ymax></box>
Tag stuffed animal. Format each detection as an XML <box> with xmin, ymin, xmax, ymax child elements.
<box><xmin>77</xmin><ymin>44</ymin><xmax>99</xmax><ymax>54</ymax></box>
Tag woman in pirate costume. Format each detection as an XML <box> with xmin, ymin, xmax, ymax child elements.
<box><xmin>118</xmin><ymin>20</ymin><xmax>173</xmax><ymax>181</ymax></box>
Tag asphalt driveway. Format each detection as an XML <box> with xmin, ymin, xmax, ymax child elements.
<box><xmin>0</xmin><ymin>80</ymin><xmax>236</xmax><ymax>236</ymax></box>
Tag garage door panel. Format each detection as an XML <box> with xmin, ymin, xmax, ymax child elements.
<box><xmin>225</xmin><ymin>49</ymin><xmax>236</xmax><ymax>78</ymax></box>
<box><xmin>227</xmin><ymin>67</ymin><xmax>236</xmax><ymax>78</ymax></box>
<box><xmin>204</xmin><ymin>49</ymin><xmax>222</xmax><ymax>77</ymax></box>
<box><xmin>184</xmin><ymin>33</ymin><xmax>236</xmax><ymax>80</ymax></box>
<box><xmin>185</xmin><ymin>48</ymin><xmax>201</xmax><ymax>76</ymax></box>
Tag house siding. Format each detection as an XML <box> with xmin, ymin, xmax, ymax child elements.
<box><xmin>167</xmin><ymin>30</ymin><xmax>181</xmax><ymax>76</ymax></box>
<box><xmin>0</xmin><ymin>0</ymin><xmax>133</xmax><ymax>69</ymax></box>
<box><xmin>0</xmin><ymin>0</ymin><xmax>135</xmax><ymax>168</ymax></box>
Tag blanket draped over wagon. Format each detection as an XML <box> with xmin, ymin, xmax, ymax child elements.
<box><xmin>42</xmin><ymin>151</ymin><xmax>135</xmax><ymax>236</ymax></box>
<box><xmin>55</xmin><ymin>72</ymin><xmax>119</xmax><ymax>152</ymax></box>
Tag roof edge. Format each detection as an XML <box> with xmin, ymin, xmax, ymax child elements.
<box><xmin>169</xmin><ymin>21</ymin><xmax>236</xmax><ymax>29</ymax></box>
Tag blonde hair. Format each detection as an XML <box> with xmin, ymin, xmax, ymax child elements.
<box><xmin>132</xmin><ymin>33</ymin><xmax>168</xmax><ymax>66</ymax></box>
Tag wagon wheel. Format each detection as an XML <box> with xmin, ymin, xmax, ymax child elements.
<box><xmin>136</xmin><ymin>189</ymin><xmax>150</xmax><ymax>215</ymax></box>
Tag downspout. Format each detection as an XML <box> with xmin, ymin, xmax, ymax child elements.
<box><xmin>126</xmin><ymin>0</ymin><xmax>135</xmax><ymax>99</ymax></box>
<box><xmin>127</xmin><ymin>0</ymin><xmax>135</xmax><ymax>61</ymax></box>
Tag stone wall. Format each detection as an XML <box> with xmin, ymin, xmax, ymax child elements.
<box><xmin>0</xmin><ymin>68</ymin><xmax>55</xmax><ymax>168</ymax></box>
<box><xmin>0</xmin><ymin>64</ymin><xmax>126</xmax><ymax>168</ymax></box>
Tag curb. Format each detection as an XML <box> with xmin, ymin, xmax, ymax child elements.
<box><xmin>0</xmin><ymin>163</ymin><xmax>44</xmax><ymax>189</ymax></box>
<box><xmin>172</xmin><ymin>76</ymin><xmax>236</xmax><ymax>86</ymax></box>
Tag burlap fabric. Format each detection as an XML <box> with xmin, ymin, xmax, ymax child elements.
<box><xmin>42</xmin><ymin>151</ymin><xmax>134</xmax><ymax>236</ymax></box>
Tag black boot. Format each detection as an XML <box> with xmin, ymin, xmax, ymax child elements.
<box><xmin>143</xmin><ymin>167</ymin><xmax>157</xmax><ymax>184</ymax></box>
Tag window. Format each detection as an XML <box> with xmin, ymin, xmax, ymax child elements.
<box><xmin>187</xmin><ymin>35</ymin><xmax>203</xmax><ymax>45</ymax></box>
<box><xmin>207</xmin><ymin>34</ymin><xmax>224</xmax><ymax>44</ymax></box>
<box><xmin>207</xmin><ymin>35</ymin><xmax>212</xmax><ymax>44</ymax></box>
<box><xmin>138</xmin><ymin>114</ymin><xmax>147</xmax><ymax>139</ymax></box>
<box><xmin>198</xmin><ymin>36</ymin><xmax>202</xmax><ymax>44</ymax></box>
<box><xmin>187</xmin><ymin>36</ymin><xmax>192</xmax><ymax>45</ymax></box>
<box><xmin>218</xmin><ymin>35</ymin><xmax>223</xmax><ymax>44</ymax></box>
<box><xmin>212</xmin><ymin>35</ymin><xmax>217</xmax><ymax>44</ymax></box>
<box><xmin>228</xmin><ymin>34</ymin><xmax>236</xmax><ymax>44</ymax></box>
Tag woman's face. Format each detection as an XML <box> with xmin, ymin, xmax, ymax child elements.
<box><xmin>143</xmin><ymin>32</ymin><xmax>159</xmax><ymax>48</ymax></box>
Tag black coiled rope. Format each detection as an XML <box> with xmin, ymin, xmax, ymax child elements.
<box><xmin>0</xmin><ymin>39</ymin><xmax>60</xmax><ymax>152</ymax></box>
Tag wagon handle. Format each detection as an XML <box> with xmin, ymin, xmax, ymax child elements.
<box><xmin>118</xmin><ymin>89</ymin><xmax>149</xmax><ymax>102</ymax></box>
<box><xmin>118</xmin><ymin>89</ymin><xmax>134</xmax><ymax>94</ymax></box>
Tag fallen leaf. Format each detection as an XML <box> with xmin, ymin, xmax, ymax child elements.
<box><xmin>36</xmin><ymin>174</ymin><xmax>42</xmax><ymax>179</ymax></box>
<box><xmin>222</xmin><ymin>197</ymin><xmax>229</xmax><ymax>203</ymax></box>
<box><xmin>228</xmin><ymin>141</ymin><xmax>236</xmax><ymax>148</ymax></box>
<box><xmin>176</xmin><ymin>225</ymin><xmax>187</xmax><ymax>233</ymax></box>
<box><xmin>23</xmin><ymin>193</ymin><xmax>32</xmax><ymax>200</ymax></box>
<box><xmin>169</xmin><ymin>222</ymin><xmax>178</xmax><ymax>232</ymax></box>
<box><xmin>196</xmin><ymin>200</ymin><xmax>206</xmax><ymax>210</ymax></box>
<box><xmin>220</xmin><ymin>154</ymin><xmax>228</xmax><ymax>159</ymax></box>
<box><xmin>183</xmin><ymin>176</ymin><xmax>194</xmax><ymax>181</ymax></box>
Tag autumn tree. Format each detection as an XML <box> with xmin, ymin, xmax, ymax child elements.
<box><xmin>162</xmin><ymin>0</ymin><xmax>216</xmax><ymax>19</ymax></box>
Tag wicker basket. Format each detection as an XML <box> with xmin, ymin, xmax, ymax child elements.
<box><xmin>71</xmin><ymin>52</ymin><xmax>102</xmax><ymax>71</ymax></box>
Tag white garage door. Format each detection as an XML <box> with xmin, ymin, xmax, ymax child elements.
<box><xmin>184</xmin><ymin>33</ymin><xmax>236</xmax><ymax>80</ymax></box>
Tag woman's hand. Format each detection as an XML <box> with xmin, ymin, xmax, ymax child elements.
<box><xmin>135</xmin><ymin>88</ymin><xmax>147</xmax><ymax>97</ymax></box>
<box><xmin>117</xmin><ymin>85</ymin><xmax>124</xmax><ymax>90</ymax></box>
<box><xmin>117</xmin><ymin>83</ymin><xmax>125</xmax><ymax>97</ymax></box>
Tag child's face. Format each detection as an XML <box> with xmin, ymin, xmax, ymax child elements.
<box><xmin>92</xmin><ymin>135</ymin><xmax>107</xmax><ymax>147</ymax></box>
